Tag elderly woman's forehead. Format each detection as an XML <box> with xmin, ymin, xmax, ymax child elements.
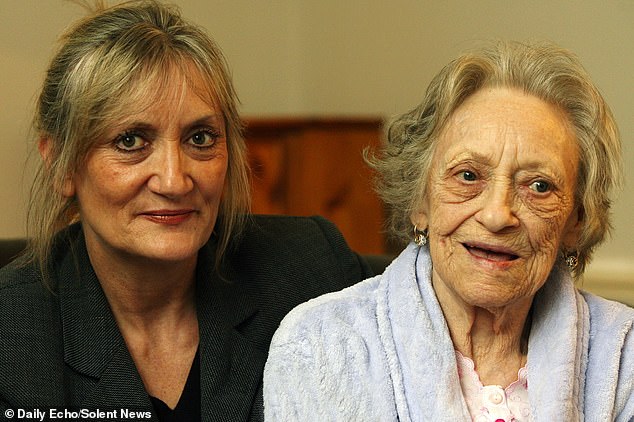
<box><xmin>443</xmin><ymin>88</ymin><xmax>573</xmax><ymax>134</ymax></box>
<box><xmin>434</xmin><ymin>88</ymin><xmax>579</xmax><ymax>164</ymax></box>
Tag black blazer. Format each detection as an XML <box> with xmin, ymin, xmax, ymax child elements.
<box><xmin>0</xmin><ymin>215</ymin><xmax>372</xmax><ymax>421</ymax></box>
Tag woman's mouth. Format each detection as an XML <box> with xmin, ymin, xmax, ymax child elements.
<box><xmin>141</xmin><ymin>209</ymin><xmax>195</xmax><ymax>225</ymax></box>
<box><xmin>462</xmin><ymin>243</ymin><xmax>520</xmax><ymax>262</ymax></box>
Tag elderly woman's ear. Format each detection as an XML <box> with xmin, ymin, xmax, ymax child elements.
<box><xmin>38</xmin><ymin>136</ymin><xmax>75</xmax><ymax>198</ymax></box>
<box><xmin>561</xmin><ymin>206</ymin><xmax>584</xmax><ymax>250</ymax></box>
<box><xmin>410</xmin><ymin>208</ymin><xmax>429</xmax><ymax>232</ymax></box>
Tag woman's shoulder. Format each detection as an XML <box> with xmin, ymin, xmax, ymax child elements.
<box><xmin>0</xmin><ymin>258</ymin><xmax>57</xmax><ymax>333</ymax></box>
<box><xmin>581</xmin><ymin>291</ymin><xmax>633</xmax><ymax>355</ymax></box>
<box><xmin>264</xmin><ymin>274</ymin><xmax>398</xmax><ymax>421</ymax></box>
<box><xmin>0</xmin><ymin>256</ymin><xmax>45</xmax><ymax>293</ymax></box>
<box><xmin>237</xmin><ymin>215</ymin><xmax>357</xmax><ymax>264</ymax></box>
<box><xmin>1</xmin><ymin>223</ymin><xmax>81</xmax><ymax>292</ymax></box>
<box><xmin>270</xmin><ymin>243</ymin><xmax>419</xmax><ymax>341</ymax></box>
<box><xmin>580</xmin><ymin>291</ymin><xmax>634</xmax><ymax>419</ymax></box>
<box><xmin>230</xmin><ymin>214</ymin><xmax>372</xmax><ymax>288</ymax></box>
<box><xmin>0</xmin><ymin>266</ymin><xmax>73</xmax><ymax>412</ymax></box>
<box><xmin>243</xmin><ymin>215</ymin><xmax>350</xmax><ymax>248</ymax></box>
<box><xmin>580</xmin><ymin>291</ymin><xmax>633</xmax><ymax>378</ymax></box>
<box><xmin>272</xmin><ymin>274</ymin><xmax>384</xmax><ymax>344</ymax></box>
<box><xmin>581</xmin><ymin>290</ymin><xmax>634</xmax><ymax>326</ymax></box>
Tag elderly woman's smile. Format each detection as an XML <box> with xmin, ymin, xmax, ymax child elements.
<box><xmin>462</xmin><ymin>242</ymin><xmax>520</xmax><ymax>263</ymax></box>
<box><xmin>415</xmin><ymin>87</ymin><xmax>581</xmax><ymax>309</ymax></box>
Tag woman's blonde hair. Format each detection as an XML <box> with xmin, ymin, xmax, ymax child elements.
<box><xmin>368</xmin><ymin>41</ymin><xmax>622</xmax><ymax>276</ymax></box>
<box><xmin>27</xmin><ymin>0</ymin><xmax>250</xmax><ymax>280</ymax></box>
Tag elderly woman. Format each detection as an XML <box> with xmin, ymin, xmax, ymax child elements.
<box><xmin>264</xmin><ymin>41</ymin><xmax>633</xmax><ymax>421</ymax></box>
<box><xmin>0</xmin><ymin>1</ymin><xmax>371</xmax><ymax>420</ymax></box>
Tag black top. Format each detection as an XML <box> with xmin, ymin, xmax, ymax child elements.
<box><xmin>150</xmin><ymin>350</ymin><xmax>201</xmax><ymax>422</ymax></box>
<box><xmin>0</xmin><ymin>215</ymin><xmax>372</xmax><ymax>422</ymax></box>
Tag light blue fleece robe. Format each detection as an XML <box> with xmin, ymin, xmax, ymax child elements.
<box><xmin>264</xmin><ymin>243</ymin><xmax>634</xmax><ymax>421</ymax></box>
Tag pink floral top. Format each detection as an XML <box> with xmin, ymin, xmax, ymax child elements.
<box><xmin>455</xmin><ymin>350</ymin><xmax>530</xmax><ymax>422</ymax></box>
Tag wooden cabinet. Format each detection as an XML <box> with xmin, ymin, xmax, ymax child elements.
<box><xmin>244</xmin><ymin>117</ymin><xmax>386</xmax><ymax>254</ymax></box>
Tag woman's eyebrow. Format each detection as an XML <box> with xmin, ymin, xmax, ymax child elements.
<box><xmin>187</xmin><ymin>114</ymin><xmax>223</xmax><ymax>126</ymax></box>
<box><xmin>445</xmin><ymin>150</ymin><xmax>493</xmax><ymax>167</ymax></box>
<box><xmin>108</xmin><ymin>112</ymin><xmax>224</xmax><ymax>134</ymax></box>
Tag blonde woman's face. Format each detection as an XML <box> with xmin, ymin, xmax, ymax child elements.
<box><xmin>413</xmin><ymin>87</ymin><xmax>581</xmax><ymax>311</ymax></box>
<box><xmin>68</xmin><ymin>68</ymin><xmax>227</xmax><ymax>267</ymax></box>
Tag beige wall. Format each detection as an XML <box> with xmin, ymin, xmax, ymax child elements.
<box><xmin>1</xmin><ymin>1</ymin><xmax>633</xmax><ymax>297</ymax></box>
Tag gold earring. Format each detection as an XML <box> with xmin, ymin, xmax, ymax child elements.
<box><xmin>413</xmin><ymin>225</ymin><xmax>428</xmax><ymax>246</ymax></box>
<box><xmin>564</xmin><ymin>251</ymin><xmax>579</xmax><ymax>270</ymax></box>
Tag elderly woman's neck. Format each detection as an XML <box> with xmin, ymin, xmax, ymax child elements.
<box><xmin>432</xmin><ymin>274</ymin><xmax>532</xmax><ymax>387</ymax></box>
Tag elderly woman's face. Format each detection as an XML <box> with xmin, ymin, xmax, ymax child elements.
<box><xmin>414</xmin><ymin>87</ymin><xmax>580</xmax><ymax>309</ymax></box>
<box><xmin>66</xmin><ymin>68</ymin><xmax>228</xmax><ymax>265</ymax></box>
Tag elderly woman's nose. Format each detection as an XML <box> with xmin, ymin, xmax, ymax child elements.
<box><xmin>147</xmin><ymin>144</ymin><xmax>194</xmax><ymax>197</ymax></box>
<box><xmin>475</xmin><ymin>181</ymin><xmax>520</xmax><ymax>232</ymax></box>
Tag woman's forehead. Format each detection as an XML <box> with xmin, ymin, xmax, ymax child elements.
<box><xmin>110</xmin><ymin>63</ymin><xmax>221</xmax><ymax>119</ymax></box>
<box><xmin>433</xmin><ymin>87</ymin><xmax>578</xmax><ymax>172</ymax></box>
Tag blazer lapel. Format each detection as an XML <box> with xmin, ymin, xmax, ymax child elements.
<box><xmin>196</xmin><ymin>244</ymin><xmax>265</xmax><ymax>422</ymax></box>
<box><xmin>57</xmin><ymin>231</ymin><xmax>263</xmax><ymax>421</ymax></box>
<box><xmin>58</xmin><ymin>235</ymin><xmax>156</xmax><ymax>418</ymax></box>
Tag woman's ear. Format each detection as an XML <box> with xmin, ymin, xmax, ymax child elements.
<box><xmin>410</xmin><ymin>206</ymin><xmax>429</xmax><ymax>230</ymax></box>
<box><xmin>37</xmin><ymin>136</ymin><xmax>53</xmax><ymax>165</ymax></box>
<box><xmin>562</xmin><ymin>206</ymin><xmax>583</xmax><ymax>249</ymax></box>
<box><xmin>38</xmin><ymin>137</ymin><xmax>75</xmax><ymax>198</ymax></box>
<box><xmin>60</xmin><ymin>177</ymin><xmax>76</xmax><ymax>198</ymax></box>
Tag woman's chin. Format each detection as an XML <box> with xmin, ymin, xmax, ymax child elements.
<box><xmin>141</xmin><ymin>244</ymin><xmax>203</xmax><ymax>263</ymax></box>
<box><xmin>456</xmin><ymin>281</ymin><xmax>534</xmax><ymax>311</ymax></box>
<box><xmin>113</xmin><ymin>235</ymin><xmax>206</xmax><ymax>265</ymax></box>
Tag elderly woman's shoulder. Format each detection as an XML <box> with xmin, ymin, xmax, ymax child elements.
<box><xmin>580</xmin><ymin>291</ymin><xmax>634</xmax><ymax>375</ymax></box>
<box><xmin>581</xmin><ymin>291</ymin><xmax>634</xmax><ymax>418</ymax></box>
<box><xmin>581</xmin><ymin>290</ymin><xmax>634</xmax><ymax>326</ymax></box>
<box><xmin>272</xmin><ymin>273</ymin><xmax>383</xmax><ymax>343</ymax></box>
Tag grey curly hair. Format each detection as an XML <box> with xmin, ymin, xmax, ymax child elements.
<box><xmin>367</xmin><ymin>41</ymin><xmax>622</xmax><ymax>276</ymax></box>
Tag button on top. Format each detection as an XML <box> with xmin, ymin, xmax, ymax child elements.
<box><xmin>489</xmin><ymin>391</ymin><xmax>503</xmax><ymax>405</ymax></box>
<box><xmin>456</xmin><ymin>350</ymin><xmax>529</xmax><ymax>421</ymax></box>
<box><xmin>483</xmin><ymin>386</ymin><xmax>505</xmax><ymax>405</ymax></box>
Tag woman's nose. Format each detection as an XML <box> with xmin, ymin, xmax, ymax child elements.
<box><xmin>475</xmin><ymin>179</ymin><xmax>520</xmax><ymax>232</ymax></box>
<box><xmin>147</xmin><ymin>143</ymin><xmax>194</xmax><ymax>198</ymax></box>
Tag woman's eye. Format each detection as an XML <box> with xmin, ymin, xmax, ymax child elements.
<box><xmin>115</xmin><ymin>133</ymin><xmax>145</xmax><ymax>151</ymax></box>
<box><xmin>458</xmin><ymin>170</ymin><xmax>477</xmax><ymax>182</ymax></box>
<box><xmin>187</xmin><ymin>130</ymin><xmax>217</xmax><ymax>148</ymax></box>
<box><xmin>530</xmin><ymin>180</ymin><xmax>551</xmax><ymax>193</ymax></box>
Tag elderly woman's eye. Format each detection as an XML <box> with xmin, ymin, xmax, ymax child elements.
<box><xmin>115</xmin><ymin>133</ymin><xmax>145</xmax><ymax>151</ymax></box>
<box><xmin>188</xmin><ymin>130</ymin><xmax>218</xmax><ymax>148</ymax></box>
<box><xmin>530</xmin><ymin>180</ymin><xmax>551</xmax><ymax>193</ymax></box>
<box><xmin>458</xmin><ymin>170</ymin><xmax>477</xmax><ymax>182</ymax></box>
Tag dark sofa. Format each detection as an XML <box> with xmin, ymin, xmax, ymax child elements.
<box><xmin>0</xmin><ymin>239</ymin><xmax>27</xmax><ymax>268</ymax></box>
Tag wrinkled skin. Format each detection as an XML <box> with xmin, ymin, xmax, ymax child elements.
<box><xmin>414</xmin><ymin>87</ymin><xmax>581</xmax><ymax>312</ymax></box>
<box><xmin>412</xmin><ymin>87</ymin><xmax>582</xmax><ymax>386</ymax></box>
